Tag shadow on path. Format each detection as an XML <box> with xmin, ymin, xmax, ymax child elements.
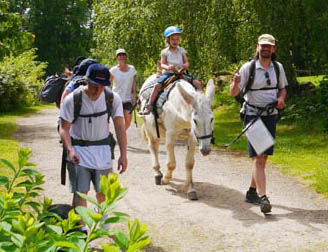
<box><xmin>166</xmin><ymin>178</ymin><xmax>328</xmax><ymax>229</ymax></box>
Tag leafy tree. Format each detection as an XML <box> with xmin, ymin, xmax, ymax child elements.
<box><xmin>0</xmin><ymin>0</ymin><xmax>33</xmax><ymax>60</ymax></box>
<box><xmin>25</xmin><ymin>0</ymin><xmax>94</xmax><ymax>75</ymax></box>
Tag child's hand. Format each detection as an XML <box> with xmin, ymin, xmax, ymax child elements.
<box><xmin>168</xmin><ymin>64</ymin><xmax>176</xmax><ymax>71</ymax></box>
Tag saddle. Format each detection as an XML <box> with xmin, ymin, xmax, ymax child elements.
<box><xmin>162</xmin><ymin>73</ymin><xmax>187</xmax><ymax>89</ymax></box>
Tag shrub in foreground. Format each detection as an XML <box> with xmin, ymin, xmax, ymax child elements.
<box><xmin>0</xmin><ymin>148</ymin><xmax>150</xmax><ymax>251</ymax></box>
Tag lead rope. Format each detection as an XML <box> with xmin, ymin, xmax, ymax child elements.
<box><xmin>224</xmin><ymin>101</ymin><xmax>278</xmax><ymax>148</ymax></box>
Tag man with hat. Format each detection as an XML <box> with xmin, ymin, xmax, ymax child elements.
<box><xmin>59</xmin><ymin>63</ymin><xmax>127</xmax><ymax>211</ymax></box>
<box><xmin>230</xmin><ymin>34</ymin><xmax>288</xmax><ymax>214</ymax></box>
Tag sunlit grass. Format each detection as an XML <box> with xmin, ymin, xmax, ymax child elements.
<box><xmin>297</xmin><ymin>75</ymin><xmax>325</xmax><ymax>86</ymax></box>
<box><xmin>0</xmin><ymin>103</ymin><xmax>54</xmax><ymax>174</ymax></box>
<box><xmin>213</xmin><ymin>104</ymin><xmax>328</xmax><ymax>196</ymax></box>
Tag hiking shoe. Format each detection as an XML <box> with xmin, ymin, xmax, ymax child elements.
<box><xmin>245</xmin><ymin>189</ymin><xmax>261</xmax><ymax>205</ymax></box>
<box><xmin>260</xmin><ymin>195</ymin><xmax>272</xmax><ymax>214</ymax></box>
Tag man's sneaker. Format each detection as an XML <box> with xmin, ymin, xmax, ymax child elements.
<box><xmin>260</xmin><ymin>195</ymin><xmax>272</xmax><ymax>214</ymax></box>
<box><xmin>245</xmin><ymin>189</ymin><xmax>261</xmax><ymax>205</ymax></box>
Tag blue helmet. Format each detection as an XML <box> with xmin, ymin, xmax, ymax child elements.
<box><xmin>163</xmin><ymin>26</ymin><xmax>182</xmax><ymax>38</ymax></box>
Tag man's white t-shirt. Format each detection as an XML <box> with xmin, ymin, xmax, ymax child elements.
<box><xmin>60</xmin><ymin>87</ymin><xmax>123</xmax><ymax>170</ymax></box>
<box><xmin>161</xmin><ymin>46</ymin><xmax>186</xmax><ymax>74</ymax></box>
<box><xmin>110</xmin><ymin>65</ymin><xmax>136</xmax><ymax>103</ymax></box>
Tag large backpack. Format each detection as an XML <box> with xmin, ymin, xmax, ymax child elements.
<box><xmin>39</xmin><ymin>75</ymin><xmax>68</xmax><ymax>103</ymax></box>
<box><xmin>235</xmin><ymin>59</ymin><xmax>280</xmax><ymax>104</ymax></box>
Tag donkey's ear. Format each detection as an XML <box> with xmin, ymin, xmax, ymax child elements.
<box><xmin>205</xmin><ymin>79</ymin><xmax>215</xmax><ymax>104</ymax></box>
<box><xmin>177</xmin><ymin>82</ymin><xmax>197</xmax><ymax>108</ymax></box>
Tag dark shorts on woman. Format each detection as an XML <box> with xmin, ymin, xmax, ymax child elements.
<box><xmin>243</xmin><ymin>115</ymin><xmax>277</xmax><ymax>157</ymax></box>
<box><xmin>123</xmin><ymin>102</ymin><xmax>133</xmax><ymax>111</ymax></box>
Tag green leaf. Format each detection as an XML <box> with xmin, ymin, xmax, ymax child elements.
<box><xmin>53</xmin><ymin>241</ymin><xmax>78</xmax><ymax>249</ymax></box>
<box><xmin>75</xmin><ymin>207</ymin><xmax>93</xmax><ymax>228</ymax></box>
<box><xmin>112</xmin><ymin>211</ymin><xmax>130</xmax><ymax>217</ymax></box>
<box><xmin>0</xmin><ymin>159</ymin><xmax>16</xmax><ymax>173</ymax></box>
<box><xmin>25</xmin><ymin>201</ymin><xmax>41</xmax><ymax>214</ymax></box>
<box><xmin>127</xmin><ymin>239</ymin><xmax>151</xmax><ymax>252</ymax></box>
<box><xmin>20</xmin><ymin>168</ymin><xmax>39</xmax><ymax>176</ymax></box>
<box><xmin>10</xmin><ymin>232</ymin><xmax>24</xmax><ymax>247</ymax></box>
<box><xmin>0</xmin><ymin>176</ymin><xmax>9</xmax><ymax>190</ymax></box>
<box><xmin>76</xmin><ymin>192</ymin><xmax>99</xmax><ymax>206</ymax></box>
<box><xmin>101</xmin><ymin>245</ymin><xmax>120</xmax><ymax>252</ymax></box>
<box><xmin>47</xmin><ymin>225</ymin><xmax>62</xmax><ymax>235</ymax></box>
<box><xmin>0</xmin><ymin>221</ymin><xmax>12</xmax><ymax>232</ymax></box>
<box><xmin>15</xmin><ymin>180</ymin><xmax>33</xmax><ymax>188</ymax></box>
<box><xmin>114</xmin><ymin>231</ymin><xmax>129</xmax><ymax>250</ymax></box>
<box><xmin>103</xmin><ymin>216</ymin><xmax>128</xmax><ymax>225</ymax></box>
<box><xmin>25</xmin><ymin>162</ymin><xmax>36</xmax><ymax>167</ymax></box>
<box><xmin>87</xmin><ymin>212</ymin><xmax>103</xmax><ymax>222</ymax></box>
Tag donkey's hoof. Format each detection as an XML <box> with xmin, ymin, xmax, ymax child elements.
<box><xmin>154</xmin><ymin>174</ymin><xmax>163</xmax><ymax>185</ymax></box>
<box><xmin>187</xmin><ymin>191</ymin><xmax>198</xmax><ymax>200</ymax></box>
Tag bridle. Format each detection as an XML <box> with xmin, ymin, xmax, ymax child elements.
<box><xmin>195</xmin><ymin>131</ymin><xmax>213</xmax><ymax>140</ymax></box>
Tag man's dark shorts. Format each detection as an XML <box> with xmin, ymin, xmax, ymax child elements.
<box><xmin>123</xmin><ymin>102</ymin><xmax>133</xmax><ymax>111</ymax></box>
<box><xmin>243</xmin><ymin>115</ymin><xmax>277</xmax><ymax>157</ymax></box>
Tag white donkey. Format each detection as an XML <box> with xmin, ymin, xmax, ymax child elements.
<box><xmin>139</xmin><ymin>76</ymin><xmax>215</xmax><ymax>200</ymax></box>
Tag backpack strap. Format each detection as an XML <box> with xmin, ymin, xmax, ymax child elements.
<box><xmin>72</xmin><ymin>88</ymin><xmax>83</xmax><ymax>124</ymax></box>
<box><xmin>241</xmin><ymin>59</ymin><xmax>256</xmax><ymax>98</ymax></box>
<box><xmin>272</xmin><ymin>60</ymin><xmax>280</xmax><ymax>87</ymax></box>
<box><xmin>104</xmin><ymin>88</ymin><xmax>114</xmax><ymax>123</ymax></box>
<box><xmin>72</xmin><ymin>88</ymin><xmax>113</xmax><ymax>124</ymax></box>
<box><xmin>248</xmin><ymin>60</ymin><xmax>280</xmax><ymax>91</ymax></box>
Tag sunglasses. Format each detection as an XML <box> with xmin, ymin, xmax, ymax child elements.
<box><xmin>264</xmin><ymin>71</ymin><xmax>271</xmax><ymax>86</ymax></box>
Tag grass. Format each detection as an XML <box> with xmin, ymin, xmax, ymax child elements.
<box><xmin>297</xmin><ymin>75</ymin><xmax>325</xmax><ymax>86</ymax></box>
<box><xmin>0</xmin><ymin>103</ymin><xmax>54</xmax><ymax>174</ymax></box>
<box><xmin>213</xmin><ymin>103</ymin><xmax>328</xmax><ymax>197</ymax></box>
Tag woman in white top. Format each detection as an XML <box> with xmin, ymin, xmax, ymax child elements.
<box><xmin>110</xmin><ymin>49</ymin><xmax>137</xmax><ymax>129</ymax></box>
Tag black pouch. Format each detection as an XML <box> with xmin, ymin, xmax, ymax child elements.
<box><xmin>108</xmin><ymin>132</ymin><xmax>116</xmax><ymax>160</ymax></box>
<box><xmin>240</xmin><ymin>112</ymin><xmax>246</xmax><ymax>121</ymax></box>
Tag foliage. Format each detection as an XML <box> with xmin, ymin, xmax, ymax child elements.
<box><xmin>0</xmin><ymin>148</ymin><xmax>150</xmax><ymax>251</ymax></box>
<box><xmin>21</xmin><ymin>0</ymin><xmax>94</xmax><ymax>75</ymax></box>
<box><xmin>0</xmin><ymin>0</ymin><xmax>34</xmax><ymax>60</ymax></box>
<box><xmin>92</xmin><ymin>0</ymin><xmax>328</xmax><ymax>93</ymax></box>
<box><xmin>0</xmin><ymin>49</ymin><xmax>47</xmax><ymax>112</ymax></box>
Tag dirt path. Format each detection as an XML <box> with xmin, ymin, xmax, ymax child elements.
<box><xmin>15</xmin><ymin>108</ymin><xmax>328</xmax><ymax>252</ymax></box>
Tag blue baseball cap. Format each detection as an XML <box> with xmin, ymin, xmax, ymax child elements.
<box><xmin>86</xmin><ymin>63</ymin><xmax>110</xmax><ymax>86</ymax></box>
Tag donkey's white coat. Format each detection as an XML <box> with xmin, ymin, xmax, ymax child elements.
<box><xmin>139</xmin><ymin>76</ymin><xmax>215</xmax><ymax>199</ymax></box>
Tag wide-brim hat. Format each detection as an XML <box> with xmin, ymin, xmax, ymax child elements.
<box><xmin>86</xmin><ymin>63</ymin><xmax>110</xmax><ymax>86</ymax></box>
<box><xmin>258</xmin><ymin>34</ymin><xmax>275</xmax><ymax>46</ymax></box>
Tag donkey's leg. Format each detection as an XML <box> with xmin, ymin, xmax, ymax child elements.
<box><xmin>148</xmin><ymin>135</ymin><xmax>162</xmax><ymax>185</ymax></box>
<box><xmin>162</xmin><ymin>130</ymin><xmax>176</xmax><ymax>185</ymax></box>
<box><xmin>185</xmin><ymin>134</ymin><xmax>198</xmax><ymax>200</ymax></box>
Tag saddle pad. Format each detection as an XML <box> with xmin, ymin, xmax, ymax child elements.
<box><xmin>140</xmin><ymin>77</ymin><xmax>179</xmax><ymax>115</ymax></box>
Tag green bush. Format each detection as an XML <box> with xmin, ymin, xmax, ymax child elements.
<box><xmin>318</xmin><ymin>76</ymin><xmax>328</xmax><ymax>132</ymax></box>
<box><xmin>0</xmin><ymin>148</ymin><xmax>150</xmax><ymax>251</ymax></box>
<box><xmin>0</xmin><ymin>50</ymin><xmax>47</xmax><ymax>112</ymax></box>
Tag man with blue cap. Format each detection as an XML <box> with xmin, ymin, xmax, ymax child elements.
<box><xmin>59</xmin><ymin>63</ymin><xmax>127</xmax><ymax>220</ymax></box>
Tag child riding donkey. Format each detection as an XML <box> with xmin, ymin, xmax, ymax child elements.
<box><xmin>143</xmin><ymin>26</ymin><xmax>202</xmax><ymax>114</ymax></box>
